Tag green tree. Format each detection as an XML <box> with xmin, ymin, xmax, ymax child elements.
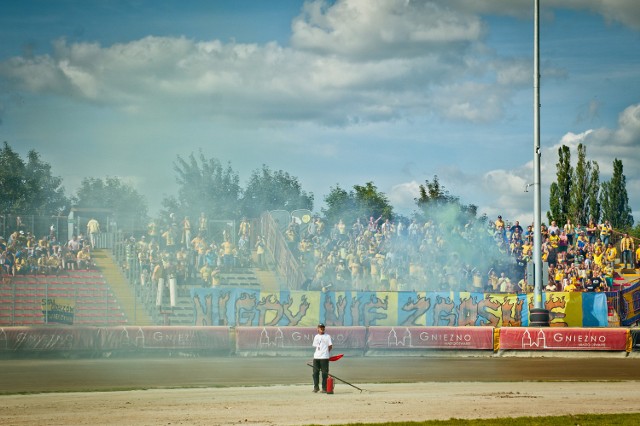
<box><xmin>570</xmin><ymin>144</ymin><xmax>591</xmax><ymax>225</ymax></box>
<box><xmin>0</xmin><ymin>142</ymin><xmax>27</xmax><ymax>213</ymax></box>
<box><xmin>600</xmin><ymin>159</ymin><xmax>633</xmax><ymax>230</ymax></box>
<box><xmin>587</xmin><ymin>162</ymin><xmax>601</xmax><ymax>224</ymax></box>
<box><xmin>0</xmin><ymin>142</ymin><xmax>69</xmax><ymax>215</ymax></box>
<box><xmin>24</xmin><ymin>150</ymin><xmax>69</xmax><ymax>215</ymax></box>
<box><xmin>414</xmin><ymin>175</ymin><xmax>476</xmax><ymax>223</ymax></box>
<box><xmin>416</xmin><ymin>175</ymin><xmax>458</xmax><ymax>208</ymax></box>
<box><xmin>547</xmin><ymin>145</ymin><xmax>572</xmax><ymax>224</ymax></box>
<box><xmin>166</xmin><ymin>151</ymin><xmax>241</xmax><ymax>220</ymax></box>
<box><xmin>240</xmin><ymin>165</ymin><xmax>313</xmax><ymax>218</ymax></box>
<box><xmin>322</xmin><ymin>182</ymin><xmax>392</xmax><ymax>226</ymax></box>
<box><xmin>74</xmin><ymin>177</ymin><xmax>148</xmax><ymax>224</ymax></box>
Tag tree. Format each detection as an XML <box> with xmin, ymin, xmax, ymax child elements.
<box><xmin>600</xmin><ymin>159</ymin><xmax>633</xmax><ymax>230</ymax></box>
<box><xmin>0</xmin><ymin>142</ymin><xmax>69</xmax><ymax>215</ymax></box>
<box><xmin>0</xmin><ymin>142</ymin><xmax>27</xmax><ymax>213</ymax></box>
<box><xmin>416</xmin><ymin>175</ymin><xmax>458</xmax><ymax>207</ymax></box>
<box><xmin>570</xmin><ymin>144</ymin><xmax>592</xmax><ymax>225</ymax></box>
<box><xmin>24</xmin><ymin>150</ymin><xmax>69</xmax><ymax>215</ymax></box>
<box><xmin>414</xmin><ymin>175</ymin><xmax>476</xmax><ymax>223</ymax></box>
<box><xmin>587</xmin><ymin>162</ymin><xmax>601</xmax><ymax>224</ymax></box>
<box><xmin>322</xmin><ymin>182</ymin><xmax>392</xmax><ymax>226</ymax></box>
<box><xmin>240</xmin><ymin>165</ymin><xmax>313</xmax><ymax>218</ymax></box>
<box><xmin>74</xmin><ymin>177</ymin><xmax>148</xmax><ymax>224</ymax></box>
<box><xmin>547</xmin><ymin>145</ymin><xmax>572</xmax><ymax>224</ymax></box>
<box><xmin>167</xmin><ymin>151</ymin><xmax>241</xmax><ymax>221</ymax></box>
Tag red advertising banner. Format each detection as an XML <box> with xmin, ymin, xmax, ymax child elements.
<box><xmin>499</xmin><ymin>327</ymin><xmax>629</xmax><ymax>351</ymax></box>
<box><xmin>0</xmin><ymin>326</ymin><xmax>97</xmax><ymax>351</ymax></box>
<box><xmin>235</xmin><ymin>326</ymin><xmax>366</xmax><ymax>351</ymax></box>
<box><xmin>98</xmin><ymin>326</ymin><xmax>230</xmax><ymax>350</ymax></box>
<box><xmin>367</xmin><ymin>327</ymin><xmax>495</xmax><ymax>350</ymax></box>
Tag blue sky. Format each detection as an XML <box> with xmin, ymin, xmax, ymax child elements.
<box><xmin>1</xmin><ymin>0</ymin><xmax>639</xmax><ymax>224</ymax></box>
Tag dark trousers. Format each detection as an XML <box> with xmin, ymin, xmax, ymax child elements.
<box><xmin>312</xmin><ymin>358</ymin><xmax>329</xmax><ymax>390</ymax></box>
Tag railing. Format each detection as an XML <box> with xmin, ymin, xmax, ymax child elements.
<box><xmin>260</xmin><ymin>212</ymin><xmax>307</xmax><ymax>290</ymax></box>
<box><xmin>111</xmin><ymin>235</ymin><xmax>170</xmax><ymax>325</ymax></box>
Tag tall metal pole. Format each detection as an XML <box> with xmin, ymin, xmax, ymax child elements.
<box><xmin>533</xmin><ymin>0</ymin><xmax>544</xmax><ymax>310</ymax></box>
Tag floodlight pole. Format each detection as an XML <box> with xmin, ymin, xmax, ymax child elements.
<box><xmin>532</xmin><ymin>0</ymin><xmax>546</xmax><ymax>318</ymax></box>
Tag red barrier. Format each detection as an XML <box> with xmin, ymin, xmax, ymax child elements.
<box><xmin>0</xmin><ymin>326</ymin><xmax>97</xmax><ymax>351</ymax></box>
<box><xmin>499</xmin><ymin>327</ymin><xmax>628</xmax><ymax>351</ymax></box>
<box><xmin>98</xmin><ymin>326</ymin><xmax>230</xmax><ymax>350</ymax></box>
<box><xmin>235</xmin><ymin>326</ymin><xmax>366</xmax><ymax>352</ymax></box>
<box><xmin>367</xmin><ymin>326</ymin><xmax>495</xmax><ymax>350</ymax></box>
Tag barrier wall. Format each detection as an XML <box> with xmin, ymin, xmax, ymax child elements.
<box><xmin>0</xmin><ymin>326</ymin><xmax>230</xmax><ymax>354</ymax></box>
<box><xmin>235</xmin><ymin>326</ymin><xmax>366</xmax><ymax>356</ymax></box>
<box><xmin>190</xmin><ymin>289</ymin><xmax>609</xmax><ymax>327</ymax></box>
<box><xmin>1</xmin><ymin>326</ymin><xmax>635</xmax><ymax>356</ymax></box>
<box><xmin>498</xmin><ymin>327</ymin><xmax>629</xmax><ymax>351</ymax></box>
<box><xmin>366</xmin><ymin>326</ymin><xmax>495</xmax><ymax>351</ymax></box>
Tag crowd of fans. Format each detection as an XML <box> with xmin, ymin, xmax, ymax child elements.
<box><xmin>1</xmin><ymin>225</ymin><xmax>96</xmax><ymax>277</ymax></box>
<box><xmin>121</xmin><ymin>213</ymin><xmax>254</xmax><ymax>294</ymax></box>
<box><xmin>285</xmin><ymin>214</ymin><xmax>639</xmax><ymax>294</ymax></box>
<box><xmin>5</xmin><ymin>210</ymin><xmax>639</xmax><ymax>297</ymax></box>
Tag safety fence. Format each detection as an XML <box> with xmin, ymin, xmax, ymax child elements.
<box><xmin>0</xmin><ymin>326</ymin><xmax>636</xmax><ymax>357</ymax></box>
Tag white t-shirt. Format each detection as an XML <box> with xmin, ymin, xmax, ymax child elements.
<box><xmin>312</xmin><ymin>333</ymin><xmax>332</xmax><ymax>359</ymax></box>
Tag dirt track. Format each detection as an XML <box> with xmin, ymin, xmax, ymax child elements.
<box><xmin>2</xmin><ymin>356</ymin><xmax>640</xmax><ymax>425</ymax></box>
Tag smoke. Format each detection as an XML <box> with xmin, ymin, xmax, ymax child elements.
<box><xmin>297</xmin><ymin>203</ymin><xmax>517</xmax><ymax>293</ymax></box>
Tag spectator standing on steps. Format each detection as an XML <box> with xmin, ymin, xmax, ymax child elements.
<box><xmin>312</xmin><ymin>323</ymin><xmax>332</xmax><ymax>393</ymax></box>
<box><xmin>620</xmin><ymin>233</ymin><xmax>635</xmax><ymax>270</ymax></box>
<box><xmin>87</xmin><ymin>218</ymin><xmax>100</xmax><ymax>249</ymax></box>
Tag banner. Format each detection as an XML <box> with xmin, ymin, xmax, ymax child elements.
<box><xmin>619</xmin><ymin>281</ymin><xmax>640</xmax><ymax>326</ymax></box>
<box><xmin>98</xmin><ymin>326</ymin><xmax>230</xmax><ymax>351</ymax></box>
<box><xmin>235</xmin><ymin>326</ymin><xmax>366</xmax><ymax>353</ymax></box>
<box><xmin>0</xmin><ymin>327</ymin><xmax>96</xmax><ymax>351</ymax></box>
<box><xmin>499</xmin><ymin>327</ymin><xmax>628</xmax><ymax>351</ymax></box>
<box><xmin>191</xmin><ymin>289</ymin><xmax>608</xmax><ymax>327</ymax></box>
<box><xmin>367</xmin><ymin>326</ymin><xmax>494</xmax><ymax>350</ymax></box>
<box><xmin>41</xmin><ymin>297</ymin><xmax>76</xmax><ymax>325</ymax></box>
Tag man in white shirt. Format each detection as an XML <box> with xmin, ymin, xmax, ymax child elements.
<box><xmin>312</xmin><ymin>323</ymin><xmax>332</xmax><ymax>393</ymax></box>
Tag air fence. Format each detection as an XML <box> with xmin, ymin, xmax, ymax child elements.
<box><xmin>0</xmin><ymin>325</ymin><xmax>636</xmax><ymax>358</ymax></box>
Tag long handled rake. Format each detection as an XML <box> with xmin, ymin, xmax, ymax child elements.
<box><xmin>307</xmin><ymin>353</ymin><xmax>366</xmax><ymax>393</ymax></box>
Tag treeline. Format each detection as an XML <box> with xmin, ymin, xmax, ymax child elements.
<box><xmin>1</xmin><ymin>141</ymin><xmax>637</xmax><ymax>237</ymax></box>
<box><xmin>547</xmin><ymin>143</ymin><xmax>634</xmax><ymax>230</ymax></box>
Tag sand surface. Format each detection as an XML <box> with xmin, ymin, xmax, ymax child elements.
<box><xmin>2</xmin><ymin>356</ymin><xmax>639</xmax><ymax>425</ymax></box>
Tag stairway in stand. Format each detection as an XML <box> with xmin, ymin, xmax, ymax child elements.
<box><xmin>253</xmin><ymin>269</ymin><xmax>281</xmax><ymax>292</ymax></box>
<box><xmin>92</xmin><ymin>249</ymin><xmax>154</xmax><ymax>326</ymax></box>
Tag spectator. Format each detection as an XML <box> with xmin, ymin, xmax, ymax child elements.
<box><xmin>86</xmin><ymin>217</ymin><xmax>100</xmax><ymax>249</ymax></box>
<box><xmin>76</xmin><ymin>246</ymin><xmax>93</xmax><ymax>269</ymax></box>
<box><xmin>599</xmin><ymin>220</ymin><xmax>612</xmax><ymax>246</ymax></box>
<box><xmin>255</xmin><ymin>235</ymin><xmax>266</xmax><ymax>270</ymax></box>
<box><xmin>586</xmin><ymin>220</ymin><xmax>598</xmax><ymax>244</ymax></box>
<box><xmin>181</xmin><ymin>216</ymin><xmax>191</xmax><ymax>250</ymax></box>
<box><xmin>604</xmin><ymin>243</ymin><xmax>617</xmax><ymax>269</ymax></box>
<box><xmin>620</xmin><ymin>233</ymin><xmax>634</xmax><ymax>270</ymax></box>
<box><xmin>67</xmin><ymin>235</ymin><xmax>81</xmax><ymax>254</ymax></box>
<box><xmin>563</xmin><ymin>218</ymin><xmax>575</xmax><ymax>246</ymax></box>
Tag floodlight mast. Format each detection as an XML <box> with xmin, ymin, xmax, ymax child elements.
<box><xmin>533</xmin><ymin>0</ymin><xmax>543</xmax><ymax>310</ymax></box>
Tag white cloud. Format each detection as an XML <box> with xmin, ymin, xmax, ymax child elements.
<box><xmin>466</xmin><ymin>103</ymin><xmax>640</xmax><ymax>224</ymax></box>
<box><xmin>0</xmin><ymin>1</ymin><xmax>533</xmax><ymax>127</ymax></box>
<box><xmin>291</xmin><ymin>0</ymin><xmax>484</xmax><ymax>59</ymax></box>
<box><xmin>449</xmin><ymin>0</ymin><xmax>640</xmax><ymax>30</ymax></box>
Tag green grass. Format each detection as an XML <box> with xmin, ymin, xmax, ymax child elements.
<box><xmin>310</xmin><ymin>413</ymin><xmax>640</xmax><ymax>426</ymax></box>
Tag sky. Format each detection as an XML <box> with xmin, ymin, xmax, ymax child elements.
<box><xmin>1</xmin><ymin>0</ymin><xmax>639</xmax><ymax>224</ymax></box>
